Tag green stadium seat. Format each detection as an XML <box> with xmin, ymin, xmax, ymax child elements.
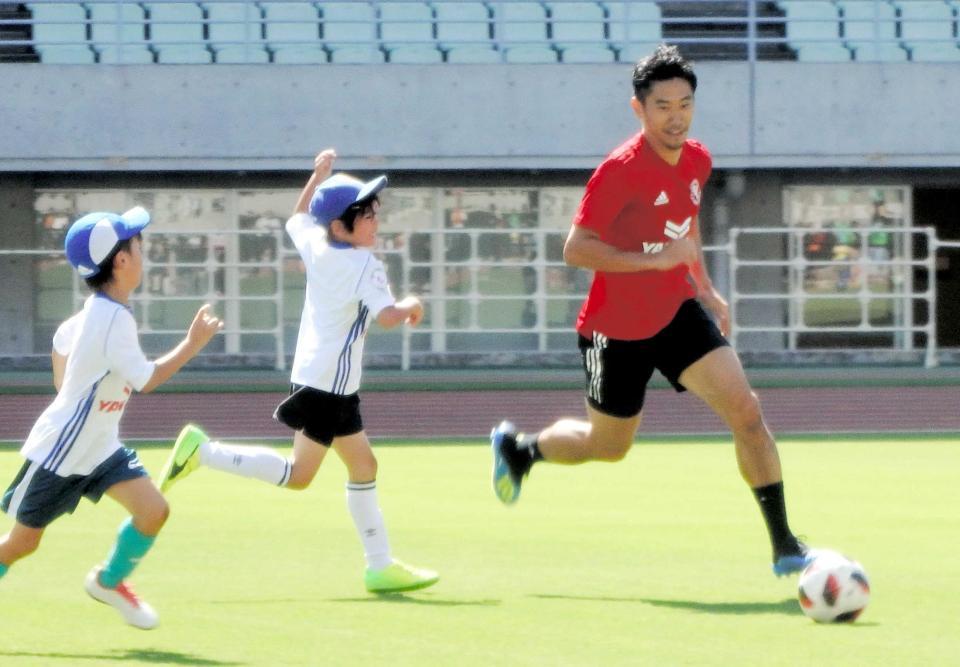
<box><xmin>88</xmin><ymin>2</ymin><xmax>154</xmax><ymax>63</ymax></box>
<box><xmin>28</xmin><ymin>2</ymin><xmax>95</xmax><ymax>64</ymax></box>
<box><xmin>491</xmin><ymin>2</ymin><xmax>557</xmax><ymax>63</ymax></box>
<box><xmin>434</xmin><ymin>2</ymin><xmax>498</xmax><ymax>62</ymax></box>
<box><xmin>322</xmin><ymin>2</ymin><xmax>384</xmax><ymax>63</ymax></box>
<box><xmin>896</xmin><ymin>1</ymin><xmax>960</xmax><ymax>61</ymax></box>
<box><xmin>778</xmin><ymin>2</ymin><xmax>848</xmax><ymax>61</ymax></box>
<box><xmin>548</xmin><ymin>2</ymin><xmax>614</xmax><ymax>62</ymax></box>
<box><xmin>204</xmin><ymin>2</ymin><xmax>269</xmax><ymax>63</ymax></box>
<box><xmin>263</xmin><ymin>2</ymin><xmax>326</xmax><ymax>64</ymax></box>
<box><xmin>145</xmin><ymin>3</ymin><xmax>211</xmax><ymax>64</ymax></box>
<box><xmin>605</xmin><ymin>1</ymin><xmax>661</xmax><ymax>60</ymax></box>
<box><xmin>380</xmin><ymin>2</ymin><xmax>442</xmax><ymax>63</ymax></box>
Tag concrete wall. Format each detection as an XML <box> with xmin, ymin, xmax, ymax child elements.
<box><xmin>0</xmin><ymin>176</ymin><xmax>36</xmax><ymax>354</ymax></box>
<box><xmin>2</xmin><ymin>62</ymin><xmax>959</xmax><ymax>172</ymax></box>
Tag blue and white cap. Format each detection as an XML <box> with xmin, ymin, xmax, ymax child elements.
<box><xmin>309</xmin><ymin>173</ymin><xmax>387</xmax><ymax>227</ymax></box>
<box><xmin>64</xmin><ymin>207</ymin><xmax>151</xmax><ymax>277</ymax></box>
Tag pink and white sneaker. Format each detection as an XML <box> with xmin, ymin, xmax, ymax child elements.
<box><xmin>84</xmin><ymin>567</ymin><xmax>159</xmax><ymax>630</ymax></box>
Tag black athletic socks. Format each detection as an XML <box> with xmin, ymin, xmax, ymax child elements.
<box><xmin>752</xmin><ymin>481</ymin><xmax>801</xmax><ymax>557</ymax></box>
<box><xmin>504</xmin><ymin>432</ymin><xmax>542</xmax><ymax>477</ymax></box>
<box><xmin>518</xmin><ymin>433</ymin><xmax>544</xmax><ymax>465</ymax></box>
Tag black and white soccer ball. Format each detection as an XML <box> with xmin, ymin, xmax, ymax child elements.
<box><xmin>797</xmin><ymin>550</ymin><xmax>870</xmax><ymax>623</ymax></box>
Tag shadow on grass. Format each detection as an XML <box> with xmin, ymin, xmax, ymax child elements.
<box><xmin>330</xmin><ymin>593</ymin><xmax>501</xmax><ymax>607</ymax></box>
<box><xmin>0</xmin><ymin>649</ymin><xmax>242</xmax><ymax>665</ymax></box>
<box><xmin>210</xmin><ymin>594</ymin><xmax>499</xmax><ymax>607</ymax></box>
<box><xmin>532</xmin><ymin>594</ymin><xmax>802</xmax><ymax>616</ymax></box>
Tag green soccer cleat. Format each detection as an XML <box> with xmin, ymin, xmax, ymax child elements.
<box><xmin>364</xmin><ymin>560</ymin><xmax>439</xmax><ymax>594</ymax></box>
<box><xmin>158</xmin><ymin>424</ymin><xmax>207</xmax><ymax>493</ymax></box>
<box><xmin>491</xmin><ymin>420</ymin><xmax>522</xmax><ymax>505</ymax></box>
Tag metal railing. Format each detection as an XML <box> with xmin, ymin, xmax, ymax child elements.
<box><xmin>4</xmin><ymin>223</ymin><xmax>957</xmax><ymax>369</ymax></box>
<box><xmin>1</xmin><ymin>0</ymin><xmax>959</xmax><ymax>64</ymax></box>
<box><xmin>722</xmin><ymin>225</ymin><xmax>956</xmax><ymax>367</ymax></box>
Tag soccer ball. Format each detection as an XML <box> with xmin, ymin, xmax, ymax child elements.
<box><xmin>797</xmin><ymin>550</ymin><xmax>870</xmax><ymax>623</ymax></box>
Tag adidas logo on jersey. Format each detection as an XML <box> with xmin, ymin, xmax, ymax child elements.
<box><xmin>654</xmin><ymin>191</ymin><xmax>669</xmax><ymax>206</ymax></box>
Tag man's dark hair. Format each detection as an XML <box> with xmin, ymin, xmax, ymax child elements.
<box><xmin>338</xmin><ymin>194</ymin><xmax>380</xmax><ymax>233</ymax></box>
<box><xmin>632</xmin><ymin>44</ymin><xmax>697</xmax><ymax>102</ymax></box>
<box><xmin>84</xmin><ymin>236</ymin><xmax>136</xmax><ymax>291</ymax></box>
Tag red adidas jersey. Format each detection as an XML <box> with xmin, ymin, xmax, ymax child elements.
<box><xmin>574</xmin><ymin>132</ymin><xmax>712</xmax><ymax>340</ymax></box>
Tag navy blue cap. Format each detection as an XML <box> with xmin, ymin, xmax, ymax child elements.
<box><xmin>64</xmin><ymin>207</ymin><xmax>151</xmax><ymax>277</ymax></box>
<box><xmin>308</xmin><ymin>174</ymin><xmax>388</xmax><ymax>226</ymax></box>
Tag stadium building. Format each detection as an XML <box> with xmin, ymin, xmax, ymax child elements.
<box><xmin>1</xmin><ymin>0</ymin><xmax>959</xmax><ymax>437</ymax></box>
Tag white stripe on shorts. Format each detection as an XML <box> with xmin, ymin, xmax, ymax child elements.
<box><xmin>6</xmin><ymin>460</ymin><xmax>41</xmax><ymax>519</ymax></box>
<box><xmin>588</xmin><ymin>332</ymin><xmax>608</xmax><ymax>404</ymax></box>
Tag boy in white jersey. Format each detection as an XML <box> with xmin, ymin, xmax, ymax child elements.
<box><xmin>158</xmin><ymin>149</ymin><xmax>439</xmax><ymax>594</ymax></box>
<box><xmin>0</xmin><ymin>207</ymin><xmax>222</xmax><ymax>629</ymax></box>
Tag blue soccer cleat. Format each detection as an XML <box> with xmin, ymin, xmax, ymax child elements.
<box><xmin>773</xmin><ymin>540</ymin><xmax>813</xmax><ymax>577</ymax></box>
<box><xmin>491</xmin><ymin>420</ymin><xmax>522</xmax><ymax>505</ymax></box>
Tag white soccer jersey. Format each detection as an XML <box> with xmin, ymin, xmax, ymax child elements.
<box><xmin>20</xmin><ymin>294</ymin><xmax>155</xmax><ymax>476</ymax></box>
<box><xmin>286</xmin><ymin>213</ymin><xmax>395</xmax><ymax>395</ymax></box>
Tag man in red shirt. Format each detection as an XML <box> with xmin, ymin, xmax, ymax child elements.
<box><xmin>491</xmin><ymin>45</ymin><xmax>809</xmax><ymax>577</ymax></box>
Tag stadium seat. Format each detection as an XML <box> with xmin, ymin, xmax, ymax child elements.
<box><xmin>262</xmin><ymin>2</ymin><xmax>325</xmax><ymax>64</ymax></box>
<box><xmin>777</xmin><ymin>1</ymin><xmax>850</xmax><ymax>61</ymax></box>
<box><xmin>28</xmin><ymin>3</ymin><xmax>95</xmax><ymax>64</ymax></box>
<box><xmin>322</xmin><ymin>2</ymin><xmax>384</xmax><ymax>63</ymax></box>
<box><xmin>896</xmin><ymin>1</ymin><xmax>960</xmax><ymax>61</ymax></box>
<box><xmin>848</xmin><ymin>41</ymin><xmax>908</xmax><ymax>60</ymax></box>
<box><xmin>547</xmin><ymin>2</ymin><xmax>614</xmax><ymax>62</ymax></box>
<box><xmin>490</xmin><ymin>2</ymin><xmax>557</xmax><ymax>63</ymax></box>
<box><xmin>604</xmin><ymin>2</ymin><xmax>662</xmax><ymax>62</ymax></box>
<box><xmin>837</xmin><ymin>1</ymin><xmax>905</xmax><ymax>61</ymax></box>
<box><xmin>838</xmin><ymin>0</ymin><xmax>897</xmax><ymax>40</ymax></box>
<box><xmin>792</xmin><ymin>44</ymin><xmax>852</xmax><ymax>61</ymax></box>
<box><xmin>779</xmin><ymin>3</ymin><xmax>841</xmax><ymax>39</ymax></box>
<box><xmin>380</xmin><ymin>2</ymin><xmax>442</xmax><ymax>63</ymax></box>
<box><xmin>204</xmin><ymin>2</ymin><xmax>269</xmax><ymax>63</ymax></box>
<box><xmin>434</xmin><ymin>2</ymin><xmax>499</xmax><ymax>63</ymax></box>
<box><xmin>145</xmin><ymin>3</ymin><xmax>211</xmax><ymax>64</ymax></box>
<box><xmin>89</xmin><ymin>2</ymin><xmax>154</xmax><ymax>63</ymax></box>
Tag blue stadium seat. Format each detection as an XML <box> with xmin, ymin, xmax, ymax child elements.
<box><xmin>263</xmin><ymin>2</ymin><xmax>325</xmax><ymax>63</ymax></box>
<box><xmin>434</xmin><ymin>2</ymin><xmax>498</xmax><ymax>63</ymax></box>
<box><xmin>490</xmin><ymin>2</ymin><xmax>557</xmax><ymax>63</ymax></box>
<box><xmin>896</xmin><ymin>1</ymin><xmax>960</xmax><ymax>61</ymax></box>
<box><xmin>28</xmin><ymin>3</ymin><xmax>95</xmax><ymax>64</ymax></box>
<box><xmin>380</xmin><ymin>2</ymin><xmax>442</xmax><ymax>63</ymax></box>
<box><xmin>88</xmin><ymin>2</ymin><xmax>154</xmax><ymax>63</ymax></box>
<box><xmin>145</xmin><ymin>3</ymin><xmax>211</xmax><ymax>64</ymax></box>
<box><xmin>548</xmin><ymin>2</ymin><xmax>614</xmax><ymax>63</ymax></box>
<box><xmin>204</xmin><ymin>2</ymin><xmax>268</xmax><ymax>63</ymax></box>
<box><xmin>321</xmin><ymin>2</ymin><xmax>384</xmax><ymax>63</ymax></box>
<box><xmin>604</xmin><ymin>2</ymin><xmax>662</xmax><ymax>62</ymax></box>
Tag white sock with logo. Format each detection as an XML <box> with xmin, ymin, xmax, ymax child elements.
<box><xmin>346</xmin><ymin>481</ymin><xmax>392</xmax><ymax>570</ymax></box>
<box><xmin>199</xmin><ymin>441</ymin><xmax>291</xmax><ymax>487</ymax></box>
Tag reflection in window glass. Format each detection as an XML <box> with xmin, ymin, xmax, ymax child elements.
<box><xmin>785</xmin><ymin>185</ymin><xmax>909</xmax><ymax>348</ymax></box>
<box><xmin>32</xmin><ymin>185</ymin><xmax>595</xmax><ymax>363</ymax></box>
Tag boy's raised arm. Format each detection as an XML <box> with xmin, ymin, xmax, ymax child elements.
<box><xmin>293</xmin><ymin>149</ymin><xmax>337</xmax><ymax>216</ymax></box>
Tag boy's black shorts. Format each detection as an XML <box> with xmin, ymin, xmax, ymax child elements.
<box><xmin>273</xmin><ymin>384</ymin><xmax>363</xmax><ymax>446</ymax></box>
<box><xmin>2</xmin><ymin>447</ymin><xmax>147</xmax><ymax>529</ymax></box>
<box><xmin>578</xmin><ymin>299</ymin><xmax>729</xmax><ymax>418</ymax></box>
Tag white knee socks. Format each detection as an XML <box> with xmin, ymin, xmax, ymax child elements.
<box><xmin>199</xmin><ymin>441</ymin><xmax>291</xmax><ymax>487</ymax></box>
<box><xmin>346</xmin><ymin>481</ymin><xmax>392</xmax><ymax>570</ymax></box>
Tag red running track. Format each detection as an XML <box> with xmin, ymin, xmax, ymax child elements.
<box><xmin>1</xmin><ymin>386</ymin><xmax>958</xmax><ymax>442</ymax></box>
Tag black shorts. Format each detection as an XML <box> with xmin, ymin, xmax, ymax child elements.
<box><xmin>578</xmin><ymin>299</ymin><xmax>729</xmax><ymax>418</ymax></box>
<box><xmin>273</xmin><ymin>384</ymin><xmax>363</xmax><ymax>446</ymax></box>
<box><xmin>2</xmin><ymin>447</ymin><xmax>147</xmax><ymax>529</ymax></box>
